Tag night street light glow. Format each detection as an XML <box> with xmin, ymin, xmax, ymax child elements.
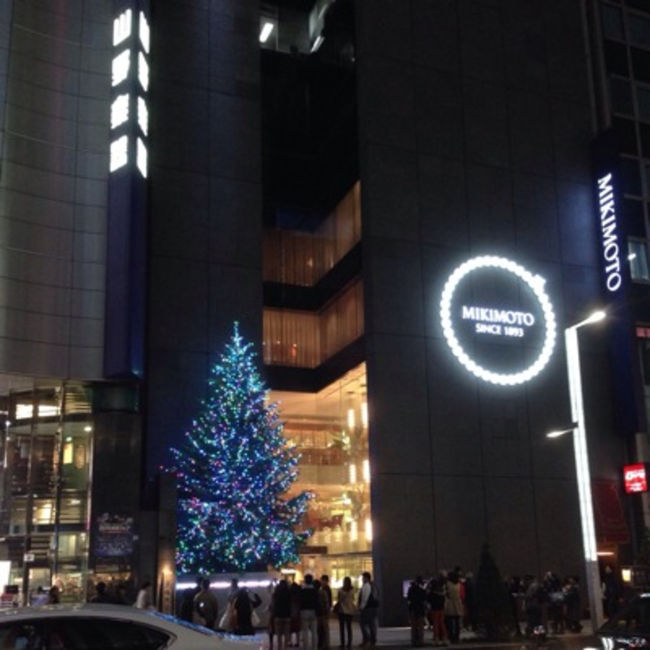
<box><xmin>440</xmin><ymin>255</ymin><xmax>557</xmax><ymax>386</ymax></box>
<box><xmin>259</xmin><ymin>22</ymin><xmax>274</xmax><ymax>43</ymax></box>
<box><xmin>547</xmin><ymin>429</ymin><xmax>572</xmax><ymax>439</ymax></box>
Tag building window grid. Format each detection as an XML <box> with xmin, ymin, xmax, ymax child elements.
<box><xmin>602</xmin><ymin>2</ymin><xmax>650</xmax><ymax>49</ymax></box>
<box><xmin>603</xmin><ymin>1</ymin><xmax>650</xmax><ymax>282</ymax></box>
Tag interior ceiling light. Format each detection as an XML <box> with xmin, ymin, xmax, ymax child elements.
<box><xmin>439</xmin><ymin>255</ymin><xmax>557</xmax><ymax>386</ymax></box>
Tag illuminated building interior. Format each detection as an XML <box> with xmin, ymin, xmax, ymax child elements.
<box><xmin>0</xmin><ymin>381</ymin><xmax>93</xmax><ymax>602</ymax></box>
<box><xmin>269</xmin><ymin>363</ymin><xmax>372</xmax><ymax>587</ymax></box>
<box><xmin>262</xmin><ymin>174</ymin><xmax>369</xmax><ymax>585</ymax></box>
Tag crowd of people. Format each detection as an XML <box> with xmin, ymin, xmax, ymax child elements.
<box><xmin>405</xmin><ymin>569</ymin><xmax>586</xmax><ymax>646</ymax></box>
<box><xmin>509</xmin><ymin>573</ymin><xmax>583</xmax><ymax>637</ymax></box>
<box><xmin>266</xmin><ymin>571</ymin><xmax>379</xmax><ymax>650</ymax></box>
<box><xmin>55</xmin><ymin>561</ymin><xmax>628</xmax><ymax>648</ymax></box>
<box><xmin>176</xmin><ymin>572</ymin><xmax>380</xmax><ymax>650</ymax></box>
<box><xmin>178</xmin><ymin>577</ymin><xmax>261</xmax><ymax>634</ymax></box>
<box><xmin>406</xmin><ymin>569</ymin><xmax>473</xmax><ymax>647</ymax></box>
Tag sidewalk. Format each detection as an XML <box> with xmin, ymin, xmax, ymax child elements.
<box><xmin>321</xmin><ymin>621</ymin><xmax>596</xmax><ymax>649</ymax></box>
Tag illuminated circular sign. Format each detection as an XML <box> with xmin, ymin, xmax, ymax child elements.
<box><xmin>440</xmin><ymin>255</ymin><xmax>557</xmax><ymax>386</ymax></box>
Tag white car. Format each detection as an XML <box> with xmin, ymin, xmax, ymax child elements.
<box><xmin>0</xmin><ymin>603</ymin><xmax>264</xmax><ymax>650</ymax></box>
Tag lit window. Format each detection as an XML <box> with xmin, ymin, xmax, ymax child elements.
<box><xmin>138</xmin><ymin>52</ymin><xmax>149</xmax><ymax>91</ymax></box>
<box><xmin>139</xmin><ymin>11</ymin><xmax>150</xmax><ymax>53</ymax></box>
<box><xmin>15</xmin><ymin>404</ymin><xmax>33</xmax><ymax>420</ymax></box>
<box><xmin>112</xmin><ymin>50</ymin><xmax>130</xmax><ymax>87</ymax></box>
<box><xmin>113</xmin><ymin>8</ymin><xmax>132</xmax><ymax>47</ymax></box>
<box><xmin>37</xmin><ymin>404</ymin><xmax>59</xmax><ymax>418</ymax></box>
<box><xmin>63</xmin><ymin>439</ymin><xmax>73</xmax><ymax>464</ymax></box>
<box><xmin>110</xmin><ymin>135</ymin><xmax>128</xmax><ymax>172</ymax></box>
<box><xmin>628</xmin><ymin>239</ymin><xmax>650</xmax><ymax>281</ymax></box>
<box><xmin>110</xmin><ymin>93</ymin><xmax>129</xmax><ymax>129</ymax></box>
<box><xmin>137</xmin><ymin>137</ymin><xmax>147</xmax><ymax>177</ymax></box>
<box><xmin>138</xmin><ymin>96</ymin><xmax>148</xmax><ymax>136</ymax></box>
<box><xmin>259</xmin><ymin>21</ymin><xmax>274</xmax><ymax>43</ymax></box>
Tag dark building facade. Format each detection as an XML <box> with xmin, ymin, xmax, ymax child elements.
<box><xmin>0</xmin><ymin>0</ymin><xmax>647</xmax><ymax>623</ymax></box>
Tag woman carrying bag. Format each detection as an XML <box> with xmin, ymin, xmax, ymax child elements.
<box><xmin>335</xmin><ymin>577</ymin><xmax>356</xmax><ymax>648</ymax></box>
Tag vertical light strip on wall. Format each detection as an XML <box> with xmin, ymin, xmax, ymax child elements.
<box><xmin>105</xmin><ymin>0</ymin><xmax>150</xmax><ymax>378</ymax></box>
<box><xmin>109</xmin><ymin>5</ymin><xmax>149</xmax><ymax>177</ymax></box>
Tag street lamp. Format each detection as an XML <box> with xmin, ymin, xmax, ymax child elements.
<box><xmin>549</xmin><ymin>309</ymin><xmax>606</xmax><ymax>632</ymax></box>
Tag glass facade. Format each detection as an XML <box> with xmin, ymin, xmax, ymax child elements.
<box><xmin>0</xmin><ymin>381</ymin><xmax>93</xmax><ymax>604</ymax></box>
<box><xmin>270</xmin><ymin>363</ymin><xmax>371</xmax><ymax>587</ymax></box>
<box><xmin>263</xmin><ymin>182</ymin><xmax>361</xmax><ymax>287</ymax></box>
<box><xmin>603</xmin><ymin>0</ymin><xmax>650</xmax><ymax>281</ymax></box>
<box><xmin>263</xmin><ymin>280</ymin><xmax>364</xmax><ymax>368</ymax></box>
<box><xmin>629</xmin><ymin>238</ymin><xmax>650</xmax><ymax>280</ymax></box>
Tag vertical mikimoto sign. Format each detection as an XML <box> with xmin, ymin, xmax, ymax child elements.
<box><xmin>592</xmin><ymin>130</ymin><xmax>626</xmax><ymax>297</ymax></box>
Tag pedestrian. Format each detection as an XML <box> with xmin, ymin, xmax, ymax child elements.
<box><xmin>407</xmin><ymin>577</ymin><xmax>427</xmax><ymax>647</ymax></box>
<box><xmin>300</xmin><ymin>574</ymin><xmax>320</xmax><ymax>650</ymax></box>
<box><xmin>426</xmin><ymin>575</ymin><xmax>448</xmax><ymax>646</ymax></box>
<box><xmin>47</xmin><ymin>586</ymin><xmax>60</xmax><ymax>605</ymax></box>
<box><xmin>319</xmin><ymin>575</ymin><xmax>332</xmax><ymax>649</ymax></box>
<box><xmin>358</xmin><ymin>571</ymin><xmax>379</xmax><ymax>649</ymax></box>
<box><xmin>507</xmin><ymin>576</ymin><xmax>523</xmax><ymax>637</ymax></box>
<box><xmin>603</xmin><ymin>565</ymin><xmax>621</xmax><ymax>619</ymax></box>
<box><xmin>228</xmin><ymin>578</ymin><xmax>239</xmax><ymax>602</ymax></box>
<box><xmin>134</xmin><ymin>581</ymin><xmax>154</xmax><ymax>610</ymax></box>
<box><xmin>463</xmin><ymin>572</ymin><xmax>477</xmax><ymax>632</ymax></box>
<box><xmin>545</xmin><ymin>573</ymin><xmax>564</xmax><ymax>635</ymax></box>
<box><xmin>335</xmin><ymin>576</ymin><xmax>356</xmax><ymax>648</ymax></box>
<box><xmin>315</xmin><ymin>580</ymin><xmax>330</xmax><ymax>649</ymax></box>
<box><xmin>179</xmin><ymin>588</ymin><xmax>196</xmax><ymax>622</ymax></box>
<box><xmin>563</xmin><ymin>577</ymin><xmax>582</xmax><ymax>633</ymax></box>
<box><xmin>524</xmin><ymin>576</ymin><xmax>543</xmax><ymax>636</ymax></box>
<box><xmin>179</xmin><ymin>576</ymin><xmax>202</xmax><ymax>618</ymax></box>
<box><xmin>233</xmin><ymin>585</ymin><xmax>261</xmax><ymax>635</ymax></box>
<box><xmin>290</xmin><ymin>578</ymin><xmax>302</xmax><ymax>647</ymax></box>
<box><xmin>444</xmin><ymin>572</ymin><xmax>462</xmax><ymax>644</ymax></box>
<box><xmin>90</xmin><ymin>581</ymin><xmax>113</xmax><ymax>604</ymax></box>
<box><xmin>271</xmin><ymin>580</ymin><xmax>292</xmax><ymax>650</ymax></box>
<box><xmin>194</xmin><ymin>578</ymin><xmax>219</xmax><ymax>630</ymax></box>
<box><xmin>321</xmin><ymin>575</ymin><xmax>333</xmax><ymax>612</ymax></box>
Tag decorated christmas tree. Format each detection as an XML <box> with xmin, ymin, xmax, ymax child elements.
<box><xmin>171</xmin><ymin>323</ymin><xmax>311</xmax><ymax>574</ymax></box>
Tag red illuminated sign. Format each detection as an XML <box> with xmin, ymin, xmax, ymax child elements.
<box><xmin>624</xmin><ymin>463</ymin><xmax>648</xmax><ymax>494</ymax></box>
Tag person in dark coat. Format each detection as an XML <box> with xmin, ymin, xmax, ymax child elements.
<box><xmin>271</xmin><ymin>580</ymin><xmax>292</xmax><ymax>650</ymax></box>
<box><xmin>179</xmin><ymin>588</ymin><xmax>197</xmax><ymax>622</ymax></box>
<box><xmin>300</xmin><ymin>574</ymin><xmax>320</xmax><ymax>650</ymax></box>
<box><xmin>563</xmin><ymin>577</ymin><xmax>582</xmax><ymax>633</ymax></box>
<box><xmin>90</xmin><ymin>582</ymin><xmax>113</xmax><ymax>604</ymax></box>
<box><xmin>603</xmin><ymin>565</ymin><xmax>621</xmax><ymax>619</ymax></box>
<box><xmin>407</xmin><ymin>577</ymin><xmax>427</xmax><ymax>647</ymax></box>
<box><xmin>290</xmin><ymin>579</ymin><xmax>302</xmax><ymax>647</ymax></box>
<box><xmin>234</xmin><ymin>586</ymin><xmax>262</xmax><ymax>635</ymax></box>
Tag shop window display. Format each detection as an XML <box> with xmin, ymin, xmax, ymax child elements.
<box><xmin>270</xmin><ymin>363</ymin><xmax>372</xmax><ymax>583</ymax></box>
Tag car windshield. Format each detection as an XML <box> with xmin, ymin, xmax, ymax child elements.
<box><xmin>603</xmin><ymin>598</ymin><xmax>650</xmax><ymax>634</ymax></box>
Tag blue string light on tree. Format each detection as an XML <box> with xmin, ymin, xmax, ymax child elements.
<box><xmin>170</xmin><ymin>322</ymin><xmax>312</xmax><ymax>573</ymax></box>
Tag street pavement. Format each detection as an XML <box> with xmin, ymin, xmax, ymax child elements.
<box><xmin>297</xmin><ymin>620</ymin><xmax>600</xmax><ymax>650</ymax></box>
